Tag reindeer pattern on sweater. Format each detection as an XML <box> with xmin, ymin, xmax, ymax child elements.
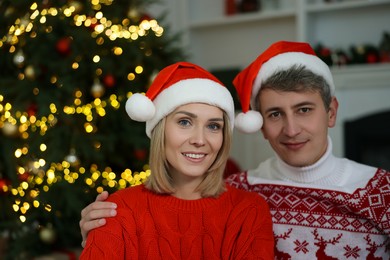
<box><xmin>227</xmin><ymin>168</ymin><xmax>390</xmax><ymax>259</ymax></box>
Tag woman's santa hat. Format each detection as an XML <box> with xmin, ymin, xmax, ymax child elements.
<box><xmin>125</xmin><ymin>61</ymin><xmax>235</xmax><ymax>138</ymax></box>
<box><xmin>233</xmin><ymin>41</ymin><xmax>335</xmax><ymax>133</ymax></box>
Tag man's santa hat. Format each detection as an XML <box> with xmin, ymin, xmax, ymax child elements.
<box><xmin>233</xmin><ymin>41</ymin><xmax>335</xmax><ymax>133</ymax></box>
<box><xmin>125</xmin><ymin>61</ymin><xmax>235</xmax><ymax>138</ymax></box>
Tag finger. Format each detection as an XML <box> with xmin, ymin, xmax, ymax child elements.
<box><xmin>81</xmin><ymin>218</ymin><xmax>106</xmax><ymax>232</ymax></box>
<box><xmin>95</xmin><ymin>190</ymin><xmax>109</xmax><ymax>202</ymax></box>
<box><xmin>88</xmin><ymin>208</ymin><xmax>117</xmax><ymax>220</ymax></box>
<box><xmin>79</xmin><ymin>208</ymin><xmax>116</xmax><ymax>237</ymax></box>
<box><xmin>80</xmin><ymin>218</ymin><xmax>107</xmax><ymax>241</ymax></box>
<box><xmin>81</xmin><ymin>208</ymin><xmax>117</xmax><ymax>227</ymax></box>
<box><xmin>81</xmin><ymin>201</ymin><xmax>116</xmax><ymax>218</ymax></box>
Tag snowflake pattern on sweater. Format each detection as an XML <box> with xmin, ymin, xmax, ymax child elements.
<box><xmin>226</xmin><ymin>169</ymin><xmax>390</xmax><ymax>259</ymax></box>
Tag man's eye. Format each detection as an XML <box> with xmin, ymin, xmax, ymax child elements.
<box><xmin>300</xmin><ymin>107</ymin><xmax>311</xmax><ymax>113</ymax></box>
<box><xmin>269</xmin><ymin>112</ymin><xmax>280</xmax><ymax>118</ymax></box>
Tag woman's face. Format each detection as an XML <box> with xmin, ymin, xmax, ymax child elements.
<box><xmin>164</xmin><ymin>103</ymin><xmax>224</xmax><ymax>185</ymax></box>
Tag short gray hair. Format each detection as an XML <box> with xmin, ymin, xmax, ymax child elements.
<box><xmin>254</xmin><ymin>65</ymin><xmax>333</xmax><ymax>112</ymax></box>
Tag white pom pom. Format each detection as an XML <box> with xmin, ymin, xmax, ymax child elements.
<box><xmin>125</xmin><ymin>93</ymin><xmax>155</xmax><ymax>122</ymax></box>
<box><xmin>234</xmin><ymin>110</ymin><xmax>263</xmax><ymax>133</ymax></box>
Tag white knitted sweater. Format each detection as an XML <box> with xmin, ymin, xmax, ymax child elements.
<box><xmin>226</xmin><ymin>138</ymin><xmax>389</xmax><ymax>259</ymax></box>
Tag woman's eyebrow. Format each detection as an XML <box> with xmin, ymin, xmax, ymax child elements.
<box><xmin>174</xmin><ymin>111</ymin><xmax>197</xmax><ymax>118</ymax></box>
<box><xmin>174</xmin><ymin>111</ymin><xmax>224</xmax><ymax>122</ymax></box>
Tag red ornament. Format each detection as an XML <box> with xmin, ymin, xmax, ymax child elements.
<box><xmin>27</xmin><ymin>103</ymin><xmax>37</xmax><ymax>117</ymax></box>
<box><xmin>18</xmin><ymin>172</ymin><xmax>30</xmax><ymax>182</ymax></box>
<box><xmin>103</xmin><ymin>74</ymin><xmax>116</xmax><ymax>88</ymax></box>
<box><xmin>90</xmin><ymin>22</ymin><xmax>98</xmax><ymax>30</ymax></box>
<box><xmin>140</xmin><ymin>13</ymin><xmax>152</xmax><ymax>22</ymax></box>
<box><xmin>366</xmin><ymin>53</ymin><xmax>379</xmax><ymax>64</ymax></box>
<box><xmin>56</xmin><ymin>37</ymin><xmax>72</xmax><ymax>56</ymax></box>
<box><xmin>0</xmin><ymin>178</ymin><xmax>10</xmax><ymax>194</ymax></box>
<box><xmin>320</xmin><ymin>47</ymin><xmax>331</xmax><ymax>57</ymax></box>
<box><xmin>225</xmin><ymin>0</ymin><xmax>237</xmax><ymax>15</ymax></box>
<box><xmin>88</xmin><ymin>17</ymin><xmax>99</xmax><ymax>31</ymax></box>
<box><xmin>380</xmin><ymin>52</ymin><xmax>390</xmax><ymax>63</ymax></box>
<box><xmin>134</xmin><ymin>149</ymin><xmax>147</xmax><ymax>161</ymax></box>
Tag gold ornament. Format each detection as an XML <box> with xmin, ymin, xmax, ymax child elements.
<box><xmin>4</xmin><ymin>7</ymin><xmax>15</xmax><ymax>17</ymax></box>
<box><xmin>2</xmin><ymin>122</ymin><xmax>18</xmax><ymax>137</ymax></box>
<box><xmin>64</xmin><ymin>148</ymin><xmax>80</xmax><ymax>168</ymax></box>
<box><xmin>13</xmin><ymin>50</ymin><xmax>25</xmax><ymax>67</ymax></box>
<box><xmin>127</xmin><ymin>7</ymin><xmax>141</xmax><ymax>21</ymax></box>
<box><xmin>25</xmin><ymin>65</ymin><xmax>35</xmax><ymax>80</ymax></box>
<box><xmin>91</xmin><ymin>79</ymin><xmax>105</xmax><ymax>98</ymax></box>
<box><xmin>39</xmin><ymin>224</ymin><xmax>57</xmax><ymax>245</ymax></box>
<box><xmin>69</xmin><ymin>1</ymin><xmax>83</xmax><ymax>13</ymax></box>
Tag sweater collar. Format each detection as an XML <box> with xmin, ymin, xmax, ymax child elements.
<box><xmin>273</xmin><ymin>136</ymin><xmax>343</xmax><ymax>184</ymax></box>
<box><xmin>151</xmin><ymin>185</ymin><xmax>231</xmax><ymax>212</ymax></box>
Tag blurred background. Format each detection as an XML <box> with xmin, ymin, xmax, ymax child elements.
<box><xmin>0</xmin><ymin>0</ymin><xmax>389</xmax><ymax>258</ymax></box>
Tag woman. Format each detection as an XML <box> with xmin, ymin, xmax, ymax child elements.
<box><xmin>79</xmin><ymin>62</ymin><xmax>274</xmax><ymax>259</ymax></box>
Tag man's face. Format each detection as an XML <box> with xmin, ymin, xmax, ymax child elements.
<box><xmin>258</xmin><ymin>89</ymin><xmax>338</xmax><ymax>167</ymax></box>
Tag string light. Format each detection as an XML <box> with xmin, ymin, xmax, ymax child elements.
<box><xmin>4</xmin><ymin>2</ymin><xmax>164</xmax><ymax>50</ymax></box>
<box><xmin>0</xmin><ymin>0</ymin><xmax>159</xmax><ymax>226</ymax></box>
<box><xmin>0</xmin><ymin>70</ymin><xmax>150</xmax><ymax>224</ymax></box>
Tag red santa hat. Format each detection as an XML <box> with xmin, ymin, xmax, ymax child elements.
<box><xmin>233</xmin><ymin>41</ymin><xmax>335</xmax><ymax>133</ymax></box>
<box><xmin>125</xmin><ymin>61</ymin><xmax>235</xmax><ymax>138</ymax></box>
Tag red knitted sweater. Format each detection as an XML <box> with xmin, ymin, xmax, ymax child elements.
<box><xmin>80</xmin><ymin>184</ymin><xmax>274</xmax><ymax>259</ymax></box>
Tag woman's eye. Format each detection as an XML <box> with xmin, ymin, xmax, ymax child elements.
<box><xmin>178</xmin><ymin>119</ymin><xmax>191</xmax><ymax>126</ymax></box>
<box><xmin>208</xmin><ymin>123</ymin><xmax>222</xmax><ymax>131</ymax></box>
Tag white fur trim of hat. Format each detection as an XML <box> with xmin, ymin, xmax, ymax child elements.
<box><xmin>126</xmin><ymin>78</ymin><xmax>234</xmax><ymax>138</ymax></box>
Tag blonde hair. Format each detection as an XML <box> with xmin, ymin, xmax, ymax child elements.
<box><xmin>145</xmin><ymin>112</ymin><xmax>232</xmax><ymax>197</ymax></box>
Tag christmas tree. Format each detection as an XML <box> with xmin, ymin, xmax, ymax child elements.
<box><xmin>0</xmin><ymin>0</ymin><xmax>185</xmax><ymax>258</ymax></box>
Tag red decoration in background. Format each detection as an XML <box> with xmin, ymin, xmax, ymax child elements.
<box><xmin>56</xmin><ymin>37</ymin><xmax>72</xmax><ymax>56</ymax></box>
<box><xmin>225</xmin><ymin>0</ymin><xmax>237</xmax><ymax>15</ymax></box>
<box><xmin>315</xmin><ymin>42</ymin><xmax>385</xmax><ymax>66</ymax></box>
<box><xmin>103</xmin><ymin>74</ymin><xmax>115</xmax><ymax>88</ymax></box>
<box><xmin>88</xmin><ymin>17</ymin><xmax>99</xmax><ymax>31</ymax></box>
<box><xmin>380</xmin><ymin>53</ymin><xmax>390</xmax><ymax>63</ymax></box>
<box><xmin>379</xmin><ymin>32</ymin><xmax>390</xmax><ymax>63</ymax></box>
<box><xmin>225</xmin><ymin>0</ymin><xmax>260</xmax><ymax>15</ymax></box>
<box><xmin>134</xmin><ymin>149</ymin><xmax>147</xmax><ymax>161</ymax></box>
<box><xmin>366</xmin><ymin>53</ymin><xmax>379</xmax><ymax>64</ymax></box>
<box><xmin>18</xmin><ymin>172</ymin><xmax>30</xmax><ymax>182</ymax></box>
<box><xmin>0</xmin><ymin>178</ymin><xmax>10</xmax><ymax>194</ymax></box>
<box><xmin>140</xmin><ymin>14</ymin><xmax>152</xmax><ymax>22</ymax></box>
<box><xmin>319</xmin><ymin>47</ymin><xmax>331</xmax><ymax>57</ymax></box>
<box><xmin>238</xmin><ymin>0</ymin><xmax>260</xmax><ymax>13</ymax></box>
<box><xmin>315</xmin><ymin>44</ymin><xmax>333</xmax><ymax>66</ymax></box>
<box><xmin>27</xmin><ymin>103</ymin><xmax>37</xmax><ymax>117</ymax></box>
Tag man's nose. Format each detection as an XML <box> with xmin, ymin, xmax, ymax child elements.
<box><xmin>282</xmin><ymin>116</ymin><xmax>301</xmax><ymax>137</ymax></box>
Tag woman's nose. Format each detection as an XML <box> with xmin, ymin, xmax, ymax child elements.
<box><xmin>189</xmin><ymin>127</ymin><xmax>206</xmax><ymax>146</ymax></box>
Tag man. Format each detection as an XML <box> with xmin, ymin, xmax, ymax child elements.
<box><xmin>79</xmin><ymin>41</ymin><xmax>390</xmax><ymax>259</ymax></box>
